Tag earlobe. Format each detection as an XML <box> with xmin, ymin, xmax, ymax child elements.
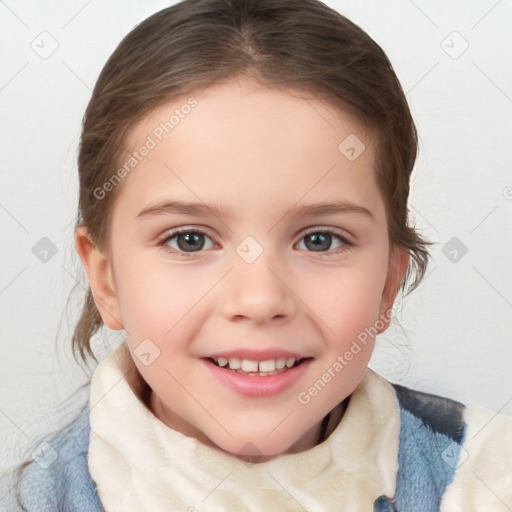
<box><xmin>377</xmin><ymin>246</ymin><xmax>410</xmax><ymax>333</ymax></box>
<box><xmin>74</xmin><ymin>226</ymin><xmax>124</xmax><ymax>330</ymax></box>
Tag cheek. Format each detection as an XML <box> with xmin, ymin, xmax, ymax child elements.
<box><xmin>114</xmin><ymin>253</ymin><xmax>216</xmax><ymax>343</ymax></box>
<box><xmin>302</xmin><ymin>257</ymin><xmax>388</xmax><ymax>343</ymax></box>
<box><xmin>113</xmin><ymin>254</ymin><xmax>177</xmax><ymax>334</ymax></box>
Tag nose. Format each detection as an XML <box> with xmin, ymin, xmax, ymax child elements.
<box><xmin>221</xmin><ymin>255</ymin><xmax>298</xmax><ymax>325</ymax></box>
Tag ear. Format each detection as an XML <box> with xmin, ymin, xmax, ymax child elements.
<box><xmin>74</xmin><ymin>226</ymin><xmax>124</xmax><ymax>330</ymax></box>
<box><xmin>377</xmin><ymin>246</ymin><xmax>410</xmax><ymax>334</ymax></box>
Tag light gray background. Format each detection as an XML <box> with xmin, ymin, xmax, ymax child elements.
<box><xmin>1</xmin><ymin>0</ymin><xmax>511</xmax><ymax>473</ymax></box>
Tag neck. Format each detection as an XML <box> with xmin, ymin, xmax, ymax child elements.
<box><xmin>147</xmin><ymin>381</ymin><xmax>348</xmax><ymax>463</ymax></box>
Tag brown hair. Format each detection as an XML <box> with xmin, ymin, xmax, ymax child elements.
<box><xmin>6</xmin><ymin>1</ymin><xmax>432</xmax><ymax>504</ymax></box>
<box><xmin>75</xmin><ymin>0</ymin><xmax>429</xmax><ymax>363</ymax></box>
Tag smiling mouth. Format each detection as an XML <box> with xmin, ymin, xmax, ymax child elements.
<box><xmin>206</xmin><ymin>356</ymin><xmax>310</xmax><ymax>376</ymax></box>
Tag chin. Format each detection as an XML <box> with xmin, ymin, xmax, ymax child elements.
<box><xmin>224</xmin><ymin>440</ymin><xmax>293</xmax><ymax>462</ymax></box>
<box><xmin>206</xmin><ymin>427</ymin><xmax>308</xmax><ymax>462</ymax></box>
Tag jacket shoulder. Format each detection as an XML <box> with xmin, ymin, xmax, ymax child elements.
<box><xmin>375</xmin><ymin>382</ymin><xmax>468</xmax><ymax>511</ymax></box>
<box><xmin>392</xmin><ymin>382</ymin><xmax>466</xmax><ymax>443</ymax></box>
<box><xmin>440</xmin><ymin>405</ymin><xmax>512</xmax><ymax>511</ymax></box>
<box><xmin>18</xmin><ymin>404</ymin><xmax>102</xmax><ymax>511</ymax></box>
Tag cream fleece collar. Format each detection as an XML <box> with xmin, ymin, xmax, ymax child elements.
<box><xmin>88</xmin><ymin>343</ymin><xmax>400</xmax><ymax>511</ymax></box>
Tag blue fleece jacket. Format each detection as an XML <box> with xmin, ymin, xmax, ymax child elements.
<box><xmin>0</xmin><ymin>381</ymin><xmax>472</xmax><ymax>511</ymax></box>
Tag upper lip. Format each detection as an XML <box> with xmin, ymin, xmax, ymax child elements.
<box><xmin>202</xmin><ymin>349</ymin><xmax>309</xmax><ymax>360</ymax></box>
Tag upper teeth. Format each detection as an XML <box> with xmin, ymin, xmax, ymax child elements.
<box><xmin>214</xmin><ymin>357</ymin><xmax>298</xmax><ymax>372</ymax></box>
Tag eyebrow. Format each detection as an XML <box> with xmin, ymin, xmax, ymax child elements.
<box><xmin>136</xmin><ymin>200</ymin><xmax>374</xmax><ymax>221</ymax></box>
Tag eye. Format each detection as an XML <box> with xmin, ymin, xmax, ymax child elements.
<box><xmin>158</xmin><ymin>227</ymin><xmax>215</xmax><ymax>256</ymax></box>
<box><xmin>296</xmin><ymin>228</ymin><xmax>351</xmax><ymax>255</ymax></box>
<box><xmin>157</xmin><ymin>226</ymin><xmax>352</xmax><ymax>257</ymax></box>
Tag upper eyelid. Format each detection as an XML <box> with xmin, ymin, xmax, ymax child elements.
<box><xmin>300</xmin><ymin>226</ymin><xmax>352</xmax><ymax>240</ymax></box>
<box><xmin>160</xmin><ymin>226</ymin><xmax>214</xmax><ymax>242</ymax></box>
<box><xmin>159</xmin><ymin>225</ymin><xmax>352</xmax><ymax>245</ymax></box>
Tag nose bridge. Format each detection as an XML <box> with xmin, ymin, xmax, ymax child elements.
<box><xmin>221</xmin><ymin>243</ymin><xmax>296</xmax><ymax>323</ymax></box>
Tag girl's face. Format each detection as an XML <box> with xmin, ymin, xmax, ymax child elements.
<box><xmin>78</xmin><ymin>78</ymin><xmax>408</xmax><ymax>459</ymax></box>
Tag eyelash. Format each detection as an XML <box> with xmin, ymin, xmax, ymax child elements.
<box><xmin>156</xmin><ymin>226</ymin><xmax>353</xmax><ymax>258</ymax></box>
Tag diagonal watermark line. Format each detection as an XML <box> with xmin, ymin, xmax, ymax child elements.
<box><xmin>266</xmin><ymin>265</ymin><xmax>336</xmax><ymax>335</ymax></box>
<box><xmin>89</xmin><ymin>366</ymin><xmax>135</xmax><ymax>411</ymax></box>
<box><xmin>471</xmin><ymin>265</ymin><xmax>512</xmax><ymax>308</ymax></box>
<box><xmin>406</xmin><ymin>62</ymin><xmax>439</xmax><ymax>96</ymax></box>
<box><xmin>60</xmin><ymin>217</ymin><xmax>76</xmax><ymax>233</ymax></box>
<box><xmin>200</xmin><ymin>471</ymin><xmax>233</xmax><ymax>503</ymax></box>
<box><xmin>0</xmin><ymin>61</ymin><xmax>29</xmax><ymax>92</ymax></box>
<box><xmin>470</xmin><ymin>470</ymin><xmax>512</xmax><ymax>511</ymax></box>
<box><xmin>61</xmin><ymin>0</ymin><xmax>94</xmax><ymax>29</ymax></box>
<box><xmin>196</xmin><ymin>68</ymin><xmax>233</xmax><ymax>99</ymax></box>
<box><xmin>61</xmin><ymin>60</ymin><xmax>92</xmax><ymax>92</ymax></box>
<box><xmin>267</xmin><ymin>164</ymin><xmax>337</xmax><ymax>234</ymax></box>
<box><xmin>164</xmin><ymin>163</ymin><xmax>234</xmax><ymax>233</ymax></box>
<box><xmin>0</xmin><ymin>0</ymin><xmax>29</xmax><ymax>28</ymax></box>
<box><xmin>0</xmin><ymin>407</ymin><xmax>29</xmax><ymax>439</ymax></box>
<box><xmin>265</xmin><ymin>409</ymin><xmax>294</xmax><ymax>438</ymax></box>
<box><xmin>472</xmin><ymin>61</ymin><xmax>512</xmax><ymax>104</ymax></box>
<box><xmin>264</xmin><ymin>71</ymin><xmax>339</xmax><ymax>132</ymax></box>
<box><xmin>410</xmin><ymin>204</ymin><xmax>439</xmax><ymax>234</ymax></box>
<box><xmin>61</xmin><ymin>265</ymin><xmax>86</xmax><ymax>290</ymax></box>
<box><xmin>1</xmin><ymin>409</ymin><xmax>100</xmax><ymax>508</ymax></box>
<box><xmin>163</xmin><ymin>367</ymin><xmax>234</xmax><ymax>437</ymax></box>
<box><xmin>470</xmin><ymin>204</ymin><xmax>499</xmax><ymax>233</ymax></box>
<box><xmin>297</xmin><ymin>97</ymin><xmax>336</xmax><ymax>131</ymax></box>
<box><xmin>414</xmin><ymin>265</ymin><xmax>438</xmax><ymax>290</ymax></box>
<box><xmin>266</xmin><ymin>471</ymin><xmax>308</xmax><ymax>511</ymax></box>
<box><xmin>471</xmin><ymin>396</ymin><xmax>512</xmax><ymax>439</ymax></box>
<box><xmin>282</xmin><ymin>81</ymin><xmax>337</xmax><ymax>131</ymax></box>
<box><xmin>7</xmin><ymin>448</ymin><xmax>99</xmax><ymax>510</ymax></box>
<box><xmin>407</xmin><ymin>0</ymin><xmax>439</xmax><ymax>28</ymax></box>
<box><xmin>94</xmin><ymin>294</ymin><xmax>131</xmax><ymax>334</ymax></box>
<box><xmin>1</xmin><ymin>482</ymin><xmax>21</xmax><ymax>506</ymax></box>
<box><xmin>472</xmin><ymin>0</ymin><xmax>503</xmax><ymax>30</ymax></box>
<box><xmin>0</xmin><ymin>202</ymin><xmax>28</xmax><ymax>232</ymax></box>
<box><xmin>163</xmin><ymin>267</ymin><xmax>234</xmax><ymax>337</ymax></box>
<box><xmin>0</xmin><ymin>265</ymin><xmax>28</xmax><ymax>295</ymax></box>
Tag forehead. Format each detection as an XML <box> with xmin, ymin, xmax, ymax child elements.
<box><xmin>126</xmin><ymin>78</ymin><xmax>372</xmax><ymax>156</ymax></box>
<box><xmin>116</xmin><ymin>79</ymin><xmax>382</xmax><ymax>221</ymax></box>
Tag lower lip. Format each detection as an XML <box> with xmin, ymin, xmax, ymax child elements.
<box><xmin>201</xmin><ymin>358</ymin><xmax>312</xmax><ymax>398</ymax></box>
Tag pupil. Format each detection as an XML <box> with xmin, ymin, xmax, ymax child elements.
<box><xmin>307</xmin><ymin>233</ymin><xmax>331</xmax><ymax>252</ymax></box>
<box><xmin>178</xmin><ymin>232</ymin><xmax>204</xmax><ymax>252</ymax></box>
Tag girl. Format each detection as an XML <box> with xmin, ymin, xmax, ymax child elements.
<box><xmin>3</xmin><ymin>0</ymin><xmax>511</xmax><ymax>510</ymax></box>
